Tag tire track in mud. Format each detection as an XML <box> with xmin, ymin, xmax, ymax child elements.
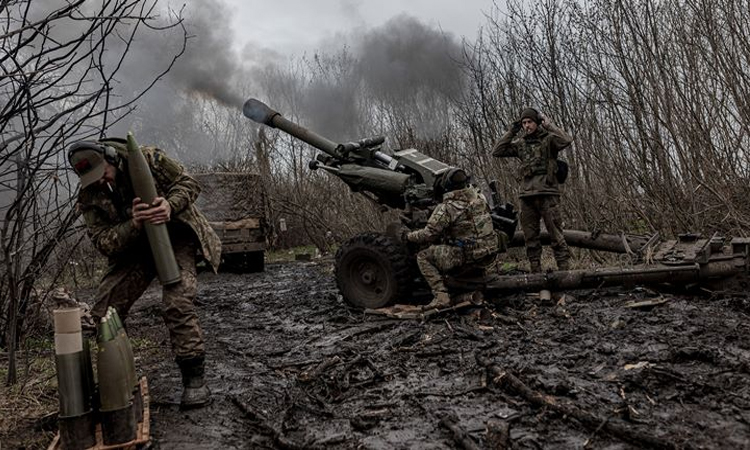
<box><xmin>128</xmin><ymin>260</ymin><xmax>750</xmax><ymax>449</ymax></box>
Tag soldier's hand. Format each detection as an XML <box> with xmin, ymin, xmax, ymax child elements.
<box><xmin>539</xmin><ymin>113</ymin><xmax>550</xmax><ymax>126</ymax></box>
<box><xmin>131</xmin><ymin>197</ymin><xmax>147</xmax><ymax>229</ymax></box>
<box><xmin>511</xmin><ymin>120</ymin><xmax>522</xmax><ymax>134</ymax></box>
<box><xmin>149</xmin><ymin>197</ymin><xmax>171</xmax><ymax>224</ymax></box>
<box><xmin>132</xmin><ymin>196</ymin><xmax>172</xmax><ymax>227</ymax></box>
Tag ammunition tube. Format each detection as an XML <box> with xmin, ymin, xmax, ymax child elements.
<box><xmin>126</xmin><ymin>132</ymin><xmax>181</xmax><ymax>285</ymax></box>
<box><xmin>54</xmin><ymin>308</ymin><xmax>96</xmax><ymax>449</ymax></box>
<box><xmin>54</xmin><ymin>308</ymin><xmax>87</xmax><ymax>416</ymax></box>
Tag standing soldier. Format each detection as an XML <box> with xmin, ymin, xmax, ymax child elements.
<box><xmin>492</xmin><ymin>108</ymin><xmax>573</xmax><ymax>272</ymax></box>
<box><xmin>68</xmin><ymin>138</ymin><xmax>221</xmax><ymax>408</ymax></box>
<box><xmin>405</xmin><ymin>169</ymin><xmax>499</xmax><ymax>309</ymax></box>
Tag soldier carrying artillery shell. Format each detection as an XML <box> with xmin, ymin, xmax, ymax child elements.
<box><xmin>68</xmin><ymin>137</ymin><xmax>221</xmax><ymax>409</ymax></box>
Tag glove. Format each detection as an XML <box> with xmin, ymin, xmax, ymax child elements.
<box><xmin>511</xmin><ymin>120</ymin><xmax>522</xmax><ymax>134</ymax></box>
<box><xmin>386</xmin><ymin>222</ymin><xmax>410</xmax><ymax>244</ymax></box>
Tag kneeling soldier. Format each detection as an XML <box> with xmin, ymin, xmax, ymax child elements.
<box><xmin>406</xmin><ymin>169</ymin><xmax>498</xmax><ymax>309</ymax></box>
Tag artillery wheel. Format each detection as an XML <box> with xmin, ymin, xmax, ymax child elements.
<box><xmin>335</xmin><ymin>232</ymin><xmax>413</xmax><ymax>309</ymax></box>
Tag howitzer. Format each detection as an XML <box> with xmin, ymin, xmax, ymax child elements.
<box><xmin>244</xmin><ymin>98</ymin><xmax>517</xmax><ymax>308</ymax></box>
<box><xmin>243</xmin><ymin>99</ymin><xmax>750</xmax><ymax>309</ymax></box>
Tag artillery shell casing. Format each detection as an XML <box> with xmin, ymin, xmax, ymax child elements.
<box><xmin>55</xmin><ymin>353</ymin><xmax>86</xmax><ymax>416</ymax></box>
<box><xmin>126</xmin><ymin>132</ymin><xmax>181</xmax><ymax>285</ymax></box>
<box><xmin>100</xmin><ymin>402</ymin><xmax>137</xmax><ymax>445</ymax></box>
<box><xmin>54</xmin><ymin>308</ymin><xmax>97</xmax><ymax>449</ymax></box>
<box><xmin>58</xmin><ymin>410</ymin><xmax>96</xmax><ymax>450</ymax></box>
<box><xmin>54</xmin><ymin>308</ymin><xmax>88</xmax><ymax>416</ymax></box>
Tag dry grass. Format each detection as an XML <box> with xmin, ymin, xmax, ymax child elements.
<box><xmin>0</xmin><ymin>346</ymin><xmax>60</xmax><ymax>449</ymax></box>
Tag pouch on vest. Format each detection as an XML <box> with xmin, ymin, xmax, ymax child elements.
<box><xmin>556</xmin><ymin>159</ymin><xmax>569</xmax><ymax>184</ymax></box>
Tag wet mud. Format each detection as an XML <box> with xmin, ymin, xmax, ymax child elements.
<box><xmin>126</xmin><ymin>259</ymin><xmax>750</xmax><ymax>449</ymax></box>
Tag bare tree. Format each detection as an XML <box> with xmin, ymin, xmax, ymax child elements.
<box><xmin>458</xmin><ymin>0</ymin><xmax>750</xmax><ymax>238</ymax></box>
<box><xmin>0</xmin><ymin>0</ymin><xmax>186</xmax><ymax>384</ymax></box>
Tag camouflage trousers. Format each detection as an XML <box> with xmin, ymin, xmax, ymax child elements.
<box><xmin>416</xmin><ymin>245</ymin><xmax>466</xmax><ymax>295</ymax></box>
<box><xmin>520</xmin><ymin>195</ymin><xmax>570</xmax><ymax>270</ymax></box>
<box><xmin>92</xmin><ymin>224</ymin><xmax>205</xmax><ymax>359</ymax></box>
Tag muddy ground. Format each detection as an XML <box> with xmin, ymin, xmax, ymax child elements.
<box><xmin>98</xmin><ymin>257</ymin><xmax>749</xmax><ymax>450</ymax></box>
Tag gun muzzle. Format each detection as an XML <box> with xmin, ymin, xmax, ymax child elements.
<box><xmin>243</xmin><ymin>98</ymin><xmax>341</xmax><ymax>157</ymax></box>
<box><xmin>243</xmin><ymin>98</ymin><xmax>279</xmax><ymax>126</ymax></box>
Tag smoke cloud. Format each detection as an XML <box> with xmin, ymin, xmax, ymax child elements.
<box><xmin>107</xmin><ymin>0</ymin><xmax>467</xmax><ymax>162</ymax></box>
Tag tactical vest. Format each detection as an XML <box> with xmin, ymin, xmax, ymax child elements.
<box><xmin>447</xmin><ymin>189</ymin><xmax>498</xmax><ymax>261</ymax></box>
<box><xmin>518</xmin><ymin>134</ymin><xmax>550</xmax><ymax>179</ymax></box>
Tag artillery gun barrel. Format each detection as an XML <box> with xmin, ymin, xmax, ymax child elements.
<box><xmin>243</xmin><ymin>98</ymin><xmax>340</xmax><ymax>156</ymax></box>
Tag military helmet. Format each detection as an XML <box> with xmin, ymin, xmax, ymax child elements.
<box><xmin>67</xmin><ymin>141</ymin><xmax>118</xmax><ymax>188</ymax></box>
<box><xmin>441</xmin><ymin>168</ymin><xmax>469</xmax><ymax>192</ymax></box>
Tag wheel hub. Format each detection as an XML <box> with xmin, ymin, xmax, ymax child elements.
<box><xmin>361</xmin><ymin>269</ymin><xmax>375</xmax><ymax>284</ymax></box>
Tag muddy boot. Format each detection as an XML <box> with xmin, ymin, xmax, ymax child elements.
<box><xmin>529</xmin><ymin>260</ymin><xmax>542</xmax><ymax>273</ymax></box>
<box><xmin>469</xmin><ymin>290</ymin><xmax>484</xmax><ymax>305</ymax></box>
<box><xmin>423</xmin><ymin>291</ymin><xmax>452</xmax><ymax>310</ymax></box>
<box><xmin>453</xmin><ymin>290</ymin><xmax>484</xmax><ymax>305</ymax></box>
<box><xmin>177</xmin><ymin>356</ymin><xmax>211</xmax><ymax>409</ymax></box>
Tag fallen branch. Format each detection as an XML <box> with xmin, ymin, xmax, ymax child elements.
<box><xmin>438</xmin><ymin>413</ymin><xmax>482</xmax><ymax>450</ymax></box>
<box><xmin>231</xmin><ymin>395</ymin><xmax>324</xmax><ymax>450</ymax></box>
<box><xmin>298</xmin><ymin>355</ymin><xmax>342</xmax><ymax>382</ymax></box>
<box><xmin>476</xmin><ymin>355</ymin><xmax>684</xmax><ymax>450</ymax></box>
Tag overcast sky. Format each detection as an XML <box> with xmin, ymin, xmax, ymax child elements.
<box><xmin>221</xmin><ymin>0</ymin><xmax>496</xmax><ymax>57</ymax></box>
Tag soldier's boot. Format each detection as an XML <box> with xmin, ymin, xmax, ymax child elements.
<box><xmin>424</xmin><ymin>291</ymin><xmax>452</xmax><ymax>310</ymax></box>
<box><xmin>529</xmin><ymin>260</ymin><xmax>542</xmax><ymax>273</ymax></box>
<box><xmin>556</xmin><ymin>259</ymin><xmax>570</xmax><ymax>271</ymax></box>
<box><xmin>453</xmin><ymin>290</ymin><xmax>484</xmax><ymax>305</ymax></box>
<box><xmin>177</xmin><ymin>356</ymin><xmax>211</xmax><ymax>409</ymax></box>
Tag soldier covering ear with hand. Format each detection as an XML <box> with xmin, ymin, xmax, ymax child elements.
<box><xmin>491</xmin><ymin>108</ymin><xmax>573</xmax><ymax>272</ymax></box>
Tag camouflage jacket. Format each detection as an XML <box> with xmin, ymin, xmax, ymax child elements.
<box><xmin>406</xmin><ymin>187</ymin><xmax>498</xmax><ymax>261</ymax></box>
<box><xmin>491</xmin><ymin>122</ymin><xmax>573</xmax><ymax>197</ymax></box>
<box><xmin>76</xmin><ymin>141</ymin><xmax>222</xmax><ymax>271</ymax></box>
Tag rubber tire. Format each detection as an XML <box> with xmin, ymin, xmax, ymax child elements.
<box><xmin>335</xmin><ymin>232</ymin><xmax>413</xmax><ymax>309</ymax></box>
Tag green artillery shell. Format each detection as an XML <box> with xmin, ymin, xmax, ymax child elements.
<box><xmin>109</xmin><ymin>308</ymin><xmax>137</xmax><ymax>390</ymax></box>
<box><xmin>97</xmin><ymin>335</ymin><xmax>132</xmax><ymax>411</ymax></box>
<box><xmin>126</xmin><ymin>132</ymin><xmax>181</xmax><ymax>285</ymax></box>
